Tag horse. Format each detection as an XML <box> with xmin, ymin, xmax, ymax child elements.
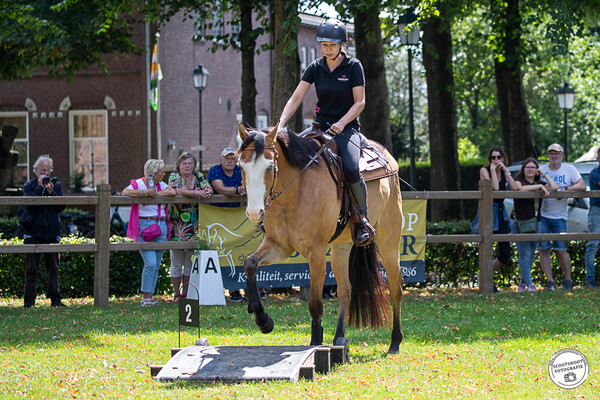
<box><xmin>236</xmin><ymin>122</ymin><xmax>404</xmax><ymax>354</ymax></box>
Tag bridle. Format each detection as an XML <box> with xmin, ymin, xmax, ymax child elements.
<box><xmin>240</xmin><ymin>143</ymin><xmax>279</xmax><ymax>219</ymax></box>
<box><xmin>240</xmin><ymin>135</ymin><xmax>335</xmax><ymax>221</ymax></box>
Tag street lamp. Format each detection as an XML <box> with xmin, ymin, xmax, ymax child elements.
<box><xmin>557</xmin><ymin>82</ymin><xmax>575</xmax><ymax>162</ymax></box>
<box><xmin>398</xmin><ymin>8</ymin><xmax>420</xmax><ymax>187</ymax></box>
<box><xmin>193</xmin><ymin>64</ymin><xmax>210</xmax><ymax>170</ymax></box>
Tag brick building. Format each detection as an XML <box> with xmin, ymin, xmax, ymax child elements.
<box><xmin>0</xmin><ymin>12</ymin><xmax>351</xmax><ymax>193</ymax></box>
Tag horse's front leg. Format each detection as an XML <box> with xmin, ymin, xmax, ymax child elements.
<box><xmin>244</xmin><ymin>237</ymin><xmax>291</xmax><ymax>334</ymax></box>
<box><xmin>307</xmin><ymin>253</ymin><xmax>328</xmax><ymax>346</ymax></box>
<box><xmin>330</xmin><ymin>243</ymin><xmax>351</xmax><ymax>349</ymax></box>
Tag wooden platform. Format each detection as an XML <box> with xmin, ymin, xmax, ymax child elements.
<box><xmin>153</xmin><ymin>344</ymin><xmax>347</xmax><ymax>383</ymax></box>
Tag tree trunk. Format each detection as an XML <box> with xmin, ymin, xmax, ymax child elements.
<box><xmin>491</xmin><ymin>0</ymin><xmax>535</xmax><ymax>162</ymax></box>
<box><xmin>238</xmin><ymin>0</ymin><xmax>257</xmax><ymax>126</ymax></box>
<box><xmin>354</xmin><ymin>5</ymin><xmax>392</xmax><ymax>152</ymax></box>
<box><xmin>422</xmin><ymin>16</ymin><xmax>463</xmax><ymax>221</ymax></box>
<box><xmin>271</xmin><ymin>0</ymin><xmax>301</xmax><ymax>131</ymax></box>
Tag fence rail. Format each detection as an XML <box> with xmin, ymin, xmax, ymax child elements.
<box><xmin>2</xmin><ymin>182</ymin><xmax>600</xmax><ymax>304</ymax></box>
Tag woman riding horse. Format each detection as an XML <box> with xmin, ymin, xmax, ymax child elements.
<box><xmin>278</xmin><ymin>18</ymin><xmax>374</xmax><ymax>246</ymax></box>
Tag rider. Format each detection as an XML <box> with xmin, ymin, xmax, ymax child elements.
<box><xmin>277</xmin><ymin>18</ymin><xmax>374</xmax><ymax>246</ymax></box>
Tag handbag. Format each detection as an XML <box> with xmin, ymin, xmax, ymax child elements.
<box><xmin>141</xmin><ymin>223</ymin><xmax>162</xmax><ymax>241</ymax></box>
<box><xmin>516</xmin><ymin>217</ymin><xmax>538</xmax><ymax>233</ymax></box>
<box><xmin>140</xmin><ymin>188</ymin><xmax>163</xmax><ymax>242</ymax></box>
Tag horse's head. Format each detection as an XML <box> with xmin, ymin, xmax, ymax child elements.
<box><xmin>237</xmin><ymin>122</ymin><xmax>278</xmax><ymax>222</ymax></box>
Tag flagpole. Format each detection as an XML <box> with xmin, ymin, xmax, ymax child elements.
<box><xmin>145</xmin><ymin>22</ymin><xmax>152</xmax><ymax>159</ymax></box>
<box><xmin>155</xmin><ymin>34</ymin><xmax>162</xmax><ymax>160</ymax></box>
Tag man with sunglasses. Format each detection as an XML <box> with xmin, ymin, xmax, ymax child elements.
<box><xmin>539</xmin><ymin>143</ymin><xmax>586</xmax><ymax>291</ymax></box>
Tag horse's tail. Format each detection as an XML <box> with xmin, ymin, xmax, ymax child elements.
<box><xmin>348</xmin><ymin>242</ymin><xmax>391</xmax><ymax>329</ymax></box>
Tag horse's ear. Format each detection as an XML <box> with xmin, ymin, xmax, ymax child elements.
<box><xmin>265</xmin><ymin>122</ymin><xmax>279</xmax><ymax>145</ymax></box>
<box><xmin>238</xmin><ymin>122</ymin><xmax>249</xmax><ymax>142</ymax></box>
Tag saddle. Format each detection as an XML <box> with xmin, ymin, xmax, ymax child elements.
<box><xmin>301</xmin><ymin>123</ymin><xmax>398</xmax><ymax>243</ymax></box>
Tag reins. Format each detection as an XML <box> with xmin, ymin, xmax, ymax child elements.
<box><xmin>266</xmin><ymin>135</ymin><xmax>335</xmax><ymax>210</ymax></box>
<box><xmin>241</xmin><ymin>134</ymin><xmax>335</xmax><ymax>219</ymax></box>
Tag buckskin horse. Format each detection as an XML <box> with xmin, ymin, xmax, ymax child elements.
<box><xmin>236</xmin><ymin>123</ymin><xmax>404</xmax><ymax>354</ymax></box>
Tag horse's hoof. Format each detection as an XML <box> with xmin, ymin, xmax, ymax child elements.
<box><xmin>256</xmin><ymin>313</ymin><xmax>274</xmax><ymax>334</ymax></box>
<box><xmin>387</xmin><ymin>339</ymin><xmax>402</xmax><ymax>354</ymax></box>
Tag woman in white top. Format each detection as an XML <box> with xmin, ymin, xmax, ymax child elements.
<box><xmin>123</xmin><ymin>159</ymin><xmax>175</xmax><ymax>306</ymax></box>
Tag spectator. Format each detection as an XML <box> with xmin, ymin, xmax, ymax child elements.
<box><xmin>208</xmin><ymin>147</ymin><xmax>247</xmax><ymax>301</ymax></box>
<box><xmin>208</xmin><ymin>147</ymin><xmax>246</xmax><ymax>208</ymax></box>
<box><xmin>584</xmin><ymin>149</ymin><xmax>600</xmax><ymax>289</ymax></box>
<box><xmin>21</xmin><ymin>155</ymin><xmax>66</xmax><ymax>308</ymax></box>
<box><xmin>168</xmin><ymin>152</ymin><xmax>213</xmax><ymax>302</ymax></box>
<box><xmin>123</xmin><ymin>159</ymin><xmax>175</xmax><ymax>306</ymax></box>
<box><xmin>539</xmin><ymin>143</ymin><xmax>586</xmax><ymax>291</ymax></box>
<box><xmin>479</xmin><ymin>146</ymin><xmax>518</xmax><ymax>291</ymax></box>
<box><xmin>512</xmin><ymin>158</ymin><xmax>557</xmax><ymax>292</ymax></box>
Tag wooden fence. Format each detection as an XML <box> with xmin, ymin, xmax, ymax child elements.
<box><xmin>2</xmin><ymin>182</ymin><xmax>600</xmax><ymax>305</ymax></box>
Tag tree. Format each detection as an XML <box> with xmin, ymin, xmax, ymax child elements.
<box><xmin>421</xmin><ymin>6</ymin><xmax>463</xmax><ymax>220</ymax></box>
<box><xmin>0</xmin><ymin>0</ymin><xmax>140</xmax><ymax>80</ymax></box>
<box><xmin>489</xmin><ymin>0</ymin><xmax>535</xmax><ymax>162</ymax></box>
<box><xmin>352</xmin><ymin>2</ymin><xmax>393</xmax><ymax>151</ymax></box>
<box><xmin>271</xmin><ymin>0</ymin><xmax>302</xmax><ymax>130</ymax></box>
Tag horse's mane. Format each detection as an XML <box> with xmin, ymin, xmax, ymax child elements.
<box><xmin>239</xmin><ymin>126</ymin><xmax>321</xmax><ymax>170</ymax></box>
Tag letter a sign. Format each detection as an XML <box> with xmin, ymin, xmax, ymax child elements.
<box><xmin>188</xmin><ymin>250</ymin><xmax>226</xmax><ymax>305</ymax></box>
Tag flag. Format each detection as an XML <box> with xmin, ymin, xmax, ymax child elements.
<box><xmin>150</xmin><ymin>44</ymin><xmax>163</xmax><ymax>111</ymax></box>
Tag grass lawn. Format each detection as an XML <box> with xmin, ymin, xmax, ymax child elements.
<box><xmin>0</xmin><ymin>287</ymin><xmax>598</xmax><ymax>399</ymax></box>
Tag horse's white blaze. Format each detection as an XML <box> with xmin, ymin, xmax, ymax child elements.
<box><xmin>240</xmin><ymin>154</ymin><xmax>272</xmax><ymax>222</ymax></box>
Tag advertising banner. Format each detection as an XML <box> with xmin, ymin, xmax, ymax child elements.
<box><xmin>198</xmin><ymin>199</ymin><xmax>426</xmax><ymax>290</ymax></box>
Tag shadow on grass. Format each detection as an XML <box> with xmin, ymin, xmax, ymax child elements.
<box><xmin>1</xmin><ymin>288</ymin><xmax>599</xmax><ymax>352</ymax></box>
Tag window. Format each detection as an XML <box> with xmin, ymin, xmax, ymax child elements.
<box><xmin>310</xmin><ymin>48</ymin><xmax>316</xmax><ymax>63</ymax></box>
<box><xmin>193</xmin><ymin>12</ymin><xmax>205</xmax><ymax>40</ymax></box>
<box><xmin>231</xmin><ymin>12</ymin><xmax>241</xmax><ymax>43</ymax></box>
<box><xmin>0</xmin><ymin>112</ymin><xmax>29</xmax><ymax>185</ymax></box>
<box><xmin>213</xmin><ymin>8</ymin><xmax>224</xmax><ymax>39</ymax></box>
<box><xmin>237</xmin><ymin>113</ymin><xmax>268</xmax><ymax>130</ymax></box>
<box><xmin>257</xmin><ymin>115</ymin><xmax>268</xmax><ymax>131</ymax></box>
<box><xmin>301</xmin><ymin>46</ymin><xmax>307</xmax><ymax>71</ymax></box>
<box><xmin>69</xmin><ymin>111</ymin><xmax>108</xmax><ymax>190</ymax></box>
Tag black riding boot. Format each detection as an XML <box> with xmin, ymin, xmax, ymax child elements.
<box><xmin>348</xmin><ymin>178</ymin><xmax>375</xmax><ymax>246</ymax></box>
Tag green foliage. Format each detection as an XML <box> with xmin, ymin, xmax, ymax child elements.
<box><xmin>69</xmin><ymin>169</ymin><xmax>86</xmax><ymax>193</ymax></box>
<box><xmin>0</xmin><ymin>216</ymin><xmax>19</xmax><ymax>238</ymax></box>
<box><xmin>457</xmin><ymin>137</ymin><xmax>480</xmax><ymax>163</ymax></box>
<box><xmin>0</xmin><ymin>0</ymin><xmax>140</xmax><ymax>80</ymax></box>
<box><xmin>397</xmin><ymin>161</ymin><xmax>483</xmax><ymax>192</ymax></box>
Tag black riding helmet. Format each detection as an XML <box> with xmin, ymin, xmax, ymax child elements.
<box><xmin>316</xmin><ymin>19</ymin><xmax>347</xmax><ymax>43</ymax></box>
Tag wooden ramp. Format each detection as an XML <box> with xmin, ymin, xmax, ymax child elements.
<box><xmin>153</xmin><ymin>344</ymin><xmax>347</xmax><ymax>383</ymax></box>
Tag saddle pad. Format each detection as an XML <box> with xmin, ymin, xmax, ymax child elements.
<box><xmin>359</xmin><ymin>145</ymin><xmax>396</xmax><ymax>182</ymax></box>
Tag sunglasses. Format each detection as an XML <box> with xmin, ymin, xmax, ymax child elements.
<box><xmin>490</xmin><ymin>155</ymin><xmax>503</xmax><ymax>160</ymax></box>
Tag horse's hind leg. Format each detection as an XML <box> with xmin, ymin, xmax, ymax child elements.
<box><xmin>244</xmin><ymin>237</ymin><xmax>292</xmax><ymax>334</ymax></box>
<box><xmin>376</xmin><ymin>194</ymin><xmax>404</xmax><ymax>354</ymax></box>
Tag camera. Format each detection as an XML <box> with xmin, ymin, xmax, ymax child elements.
<box><xmin>42</xmin><ymin>176</ymin><xmax>58</xmax><ymax>185</ymax></box>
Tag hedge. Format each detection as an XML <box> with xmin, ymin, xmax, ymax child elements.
<box><xmin>0</xmin><ymin>235</ymin><xmax>172</xmax><ymax>298</ymax></box>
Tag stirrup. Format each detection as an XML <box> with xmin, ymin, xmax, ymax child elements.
<box><xmin>350</xmin><ymin>212</ymin><xmax>375</xmax><ymax>246</ymax></box>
